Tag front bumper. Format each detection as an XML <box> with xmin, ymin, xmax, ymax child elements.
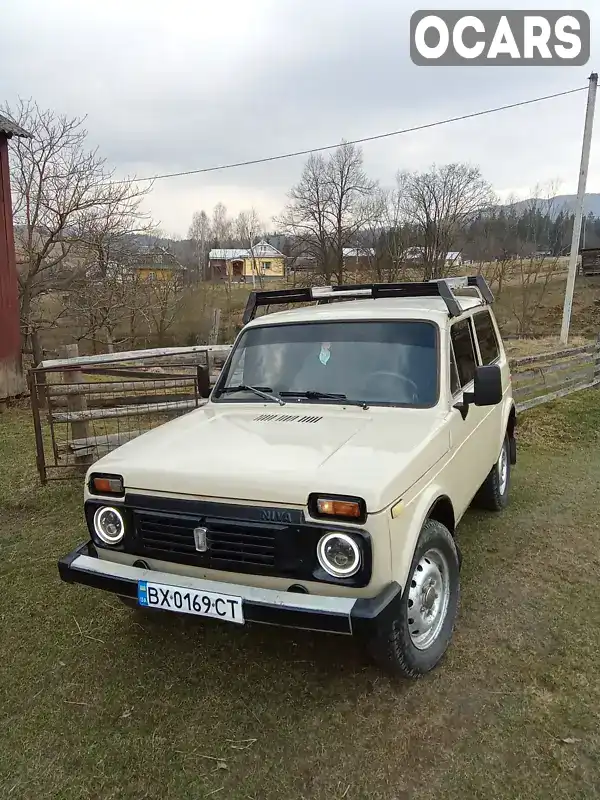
<box><xmin>59</xmin><ymin>542</ymin><xmax>401</xmax><ymax>637</ymax></box>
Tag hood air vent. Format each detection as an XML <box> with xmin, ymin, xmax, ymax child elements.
<box><xmin>253</xmin><ymin>413</ymin><xmax>323</xmax><ymax>424</ymax></box>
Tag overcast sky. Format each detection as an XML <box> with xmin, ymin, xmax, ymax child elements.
<box><xmin>1</xmin><ymin>0</ymin><xmax>599</xmax><ymax>236</ymax></box>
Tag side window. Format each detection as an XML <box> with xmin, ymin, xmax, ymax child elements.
<box><xmin>450</xmin><ymin>319</ymin><xmax>477</xmax><ymax>387</ymax></box>
<box><xmin>474</xmin><ymin>311</ymin><xmax>500</xmax><ymax>365</ymax></box>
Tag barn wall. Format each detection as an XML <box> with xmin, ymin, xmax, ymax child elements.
<box><xmin>0</xmin><ymin>135</ymin><xmax>25</xmax><ymax>400</ymax></box>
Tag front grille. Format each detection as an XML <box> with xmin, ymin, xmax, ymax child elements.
<box><xmin>134</xmin><ymin>510</ymin><xmax>277</xmax><ymax>569</ymax></box>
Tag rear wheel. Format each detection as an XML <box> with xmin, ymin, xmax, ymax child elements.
<box><xmin>367</xmin><ymin>519</ymin><xmax>460</xmax><ymax>678</ymax></box>
<box><xmin>474</xmin><ymin>435</ymin><xmax>510</xmax><ymax>511</ymax></box>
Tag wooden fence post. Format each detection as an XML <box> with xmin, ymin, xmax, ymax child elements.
<box><xmin>31</xmin><ymin>329</ymin><xmax>47</xmax><ymax>409</ymax></box>
<box><xmin>208</xmin><ymin>308</ymin><xmax>221</xmax><ymax>345</ymax></box>
<box><xmin>58</xmin><ymin>343</ymin><xmax>91</xmax><ymax>464</ymax></box>
<box><xmin>595</xmin><ymin>333</ymin><xmax>600</xmax><ymax>384</ymax></box>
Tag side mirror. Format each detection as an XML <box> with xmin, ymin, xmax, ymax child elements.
<box><xmin>454</xmin><ymin>365</ymin><xmax>502</xmax><ymax>419</ymax></box>
<box><xmin>467</xmin><ymin>365</ymin><xmax>503</xmax><ymax>407</ymax></box>
<box><xmin>196</xmin><ymin>365</ymin><xmax>211</xmax><ymax>398</ymax></box>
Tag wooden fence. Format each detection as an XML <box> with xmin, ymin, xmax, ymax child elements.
<box><xmin>29</xmin><ymin>336</ymin><xmax>600</xmax><ymax>483</ymax></box>
<box><xmin>510</xmin><ymin>336</ymin><xmax>600</xmax><ymax>412</ymax></box>
<box><xmin>29</xmin><ymin>343</ymin><xmax>232</xmax><ymax>483</ymax></box>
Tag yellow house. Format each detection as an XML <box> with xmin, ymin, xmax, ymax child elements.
<box><xmin>131</xmin><ymin>247</ymin><xmax>185</xmax><ymax>282</ymax></box>
<box><xmin>208</xmin><ymin>241</ymin><xmax>285</xmax><ymax>282</ymax></box>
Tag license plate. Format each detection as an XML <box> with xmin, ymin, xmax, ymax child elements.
<box><xmin>137</xmin><ymin>581</ymin><xmax>244</xmax><ymax>624</ymax></box>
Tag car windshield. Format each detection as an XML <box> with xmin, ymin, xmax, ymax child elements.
<box><xmin>214</xmin><ymin>320</ymin><xmax>439</xmax><ymax>407</ymax></box>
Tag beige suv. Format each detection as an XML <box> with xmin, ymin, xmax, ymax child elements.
<box><xmin>59</xmin><ymin>277</ymin><xmax>516</xmax><ymax>678</ymax></box>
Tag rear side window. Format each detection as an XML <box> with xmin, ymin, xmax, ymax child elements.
<box><xmin>474</xmin><ymin>311</ymin><xmax>500</xmax><ymax>365</ymax></box>
<box><xmin>450</xmin><ymin>319</ymin><xmax>477</xmax><ymax>387</ymax></box>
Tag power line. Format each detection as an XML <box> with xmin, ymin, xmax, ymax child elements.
<box><xmin>119</xmin><ymin>85</ymin><xmax>588</xmax><ymax>184</ymax></box>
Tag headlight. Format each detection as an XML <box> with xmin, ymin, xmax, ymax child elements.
<box><xmin>93</xmin><ymin>506</ymin><xmax>125</xmax><ymax>545</ymax></box>
<box><xmin>317</xmin><ymin>532</ymin><xmax>361</xmax><ymax>578</ymax></box>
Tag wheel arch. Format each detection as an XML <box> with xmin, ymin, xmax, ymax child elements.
<box><xmin>390</xmin><ymin>487</ymin><xmax>458</xmax><ymax>591</ymax></box>
<box><xmin>506</xmin><ymin>402</ymin><xmax>517</xmax><ymax>465</ymax></box>
<box><xmin>426</xmin><ymin>495</ymin><xmax>456</xmax><ymax>536</ymax></box>
<box><xmin>506</xmin><ymin>403</ymin><xmax>516</xmax><ymax>438</ymax></box>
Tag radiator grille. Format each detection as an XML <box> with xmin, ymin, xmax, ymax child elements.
<box><xmin>134</xmin><ymin>511</ymin><xmax>277</xmax><ymax>568</ymax></box>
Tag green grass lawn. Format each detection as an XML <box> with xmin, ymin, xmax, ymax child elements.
<box><xmin>1</xmin><ymin>392</ymin><xmax>600</xmax><ymax>799</ymax></box>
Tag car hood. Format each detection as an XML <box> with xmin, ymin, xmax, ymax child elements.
<box><xmin>90</xmin><ymin>403</ymin><xmax>449</xmax><ymax>513</ymax></box>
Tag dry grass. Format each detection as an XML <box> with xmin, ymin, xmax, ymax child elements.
<box><xmin>2</xmin><ymin>391</ymin><xmax>600</xmax><ymax>799</ymax></box>
<box><xmin>503</xmin><ymin>335</ymin><xmax>592</xmax><ymax>358</ymax></box>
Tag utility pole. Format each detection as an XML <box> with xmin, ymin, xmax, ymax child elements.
<box><xmin>560</xmin><ymin>72</ymin><xmax>598</xmax><ymax>345</ymax></box>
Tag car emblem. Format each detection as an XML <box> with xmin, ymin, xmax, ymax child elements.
<box><xmin>193</xmin><ymin>527</ymin><xmax>208</xmax><ymax>552</ymax></box>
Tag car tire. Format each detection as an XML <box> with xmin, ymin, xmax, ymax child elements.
<box><xmin>366</xmin><ymin>519</ymin><xmax>460</xmax><ymax>678</ymax></box>
<box><xmin>474</xmin><ymin>434</ymin><xmax>510</xmax><ymax>512</ymax></box>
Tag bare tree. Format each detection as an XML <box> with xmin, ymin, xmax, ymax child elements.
<box><xmin>4</xmin><ymin>99</ymin><xmax>153</xmax><ymax>347</ymax></box>
<box><xmin>211</xmin><ymin>202</ymin><xmax>233</xmax><ymax>246</ymax></box>
<box><xmin>278</xmin><ymin>154</ymin><xmax>332</xmax><ymax>277</ymax></box>
<box><xmin>359</xmin><ymin>187</ymin><xmax>413</xmax><ymax>282</ymax></box>
<box><xmin>278</xmin><ymin>143</ymin><xmax>376</xmax><ymax>284</ymax></box>
<box><xmin>137</xmin><ymin>273</ymin><xmax>186</xmax><ymax>346</ymax></box>
<box><xmin>325</xmin><ymin>143</ymin><xmax>377</xmax><ymax>283</ymax></box>
<box><xmin>235</xmin><ymin>208</ymin><xmax>265</xmax><ymax>288</ymax></box>
<box><xmin>188</xmin><ymin>210</ymin><xmax>211</xmax><ymax>282</ymax></box>
<box><xmin>66</xmin><ymin>264</ymin><xmax>142</xmax><ymax>352</ymax></box>
<box><xmin>399</xmin><ymin>163</ymin><xmax>494</xmax><ymax>280</ymax></box>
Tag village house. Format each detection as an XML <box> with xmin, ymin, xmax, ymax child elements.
<box><xmin>404</xmin><ymin>247</ymin><xmax>465</xmax><ymax>267</ymax></box>
<box><xmin>208</xmin><ymin>241</ymin><xmax>285</xmax><ymax>282</ymax></box>
<box><xmin>130</xmin><ymin>246</ymin><xmax>186</xmax><ymax>282</ymax></box>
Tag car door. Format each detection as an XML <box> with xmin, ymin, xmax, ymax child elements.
<box><xmin>471</xmin><ymin>309</ymin><xmax>506</xmax><ymax>466</ymax></box>
<box><xmin>446</xmin><ymin>315</ymin><xmax>490</xmax><ymax>516</ymax></box>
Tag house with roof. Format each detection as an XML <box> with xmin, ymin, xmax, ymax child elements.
<box><xmin>130</xmin><ymin>246</ymin><xmax>186</xmax><ymax>282</ymax></box>
<box><xmin>208</xmin><ymin>241</ymin><xmax>285</xmax><ymax>282</ymax></box>
<box><xmin>342</xmin><ymin>247</ymin><xmax>375</xmax><ymax>269</ymax></box>
<box><xmin>404</xmin><ymin>247</ymin><xmax>464</xmax><ymax>267</ymax></box>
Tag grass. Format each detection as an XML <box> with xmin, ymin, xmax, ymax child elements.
<box><xmin>2</xmin><ymin>392</ymin><xmax>600</xmax><ymax>799</ymax></box>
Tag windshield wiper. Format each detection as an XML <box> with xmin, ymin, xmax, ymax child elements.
<box><xmin>219</xmin><ymin>384</ymin><xmax>285</xmax><ymax>406</ymax></box>
<box><xmin>280</xmin><ymin>390</ymin><xmax>368</xmax><ymax>409</ymax></box>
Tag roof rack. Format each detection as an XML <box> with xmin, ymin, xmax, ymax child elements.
<box><xmin>242</xmin><ymin>276</ymin><xmax>493</xmax><ymax>324</ymax></box>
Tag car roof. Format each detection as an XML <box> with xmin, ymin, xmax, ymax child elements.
<box><xmin>244</xmin><ymin>295</ymin><xmax>485</xmax><ymax>328</ymax></box>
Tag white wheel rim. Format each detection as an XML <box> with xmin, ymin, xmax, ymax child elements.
<box><xmin>498</xmin><ymin>442</ymin><xmax>508</xmax><ymax>496</ymax></box>
<box><xmin>407</xmin><ymin>547</ymin><xmax>451</xmax><ymax>651</ymax></box>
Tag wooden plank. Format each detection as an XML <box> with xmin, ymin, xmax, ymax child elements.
<box><xmin>516</xmin><ymin>377</ymin><xmax>600</xmax><ymax>412</ymax></box>
<box><xmin>47</xmin><ymin>378</ymin><xmax>197</xmax><ymax>396</ymax></box>
<box><xmin>78</xmin><ymin>367</ymin><xmax>199</xmax><ymax>381</ymax></box>
<box><xmin>51</xmin><ymin>397</ymin><xmax>207</xmax><ymax>423</ymax></box>
<box><xmin>40</xmin><ymin>344</ymin><xmax>232</xmax><ymax>370</ymax></box>
<box><xmin>513</xmin><ymin>369</ymin><xmax>596</xmax><ymax>401</ymax></box>
<box><xmin>513</xmin><ymin>365</ymin><xmax>595</xmax><ymax>394</ymax></box>
<box><xmin>509</xmin><ymin>343</ymin><xmax>595</xmax><ymax>368</ymax></box>
<box><xmin>58</xmin><ymin>430</ymin><xmax>145</xmax><ymax>455</ymax></box>
<box><xmin>52</xmin><ymin>390</ymin><xmax>200</xmax><ymax>410</ymax></box>
<box><xmin>511</xmin><ymin>352</ymin><xmax>594</xmax><ymax>381</ymax></box>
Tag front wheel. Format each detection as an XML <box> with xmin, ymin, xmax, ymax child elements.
<box><xmin>474</xmin><ymin>435</ymin><xmax>510</xmax><ymax>512</ymax></box>
<box><xmin>366</xmin><ymin>519</ymin><xmax>460</xmax><ymax>678</ymax></box>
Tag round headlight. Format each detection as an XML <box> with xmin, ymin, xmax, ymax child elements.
<box><xmin>93</xmin><ymin>506</ymin><xmax>125</xmax><ymax>545</ymax></box>
<box><xmin>317</xmin><ymin>532</ymin><xmax>361</xmax><ymax>578</ymax></box>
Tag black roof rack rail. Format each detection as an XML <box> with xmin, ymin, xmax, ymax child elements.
<box><xmin>242</xmin><ymin>276</ymin><xmax>493</xmax><ymax>324</ymax></box>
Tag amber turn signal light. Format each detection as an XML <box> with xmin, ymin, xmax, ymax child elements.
<box><xmin>90</xmin><ymin>475</ymin><xmax>124</xmax><ymax>495</ymax></box>
<box><xmin>316</xmin><ymin>498</ymin><xmax>361</xmax><ymax>519</ymax></box>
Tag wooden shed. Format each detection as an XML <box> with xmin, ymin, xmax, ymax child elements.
<box><xmin>0</xmin><ymin>113</ymin><xmax>31</xmax><ymax>402</ymax></box>
<box><xmin>580</xmin><ymin>247</ymin><xmax>600</xmax><ymax>276</ymax></box>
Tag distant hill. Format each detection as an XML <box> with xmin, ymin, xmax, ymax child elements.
<box><xmin>507</xmin><ymin>194</ymin><xmax>600</xmax><ymax>218</ymax></box>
